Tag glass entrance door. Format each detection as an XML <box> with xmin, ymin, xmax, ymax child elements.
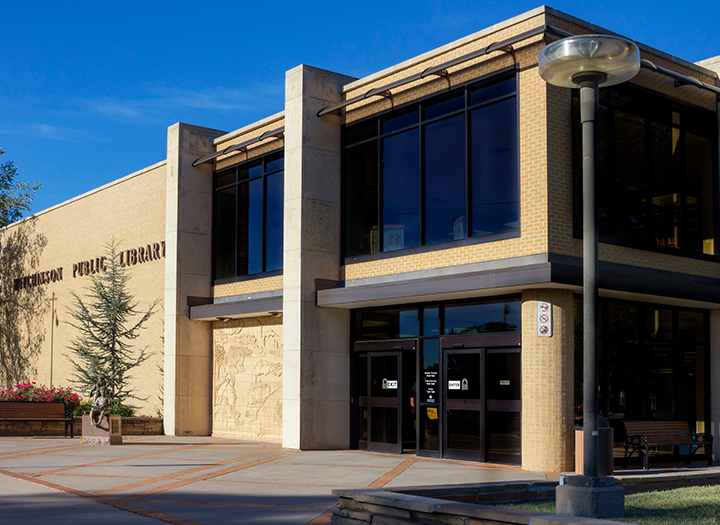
<box><xmin>367</xmin><ymin>352</ymin><xmax>402</xmax><ymax>453</ymax></box>
<box><xmin>443</xmin><ymin>349</ymin><xmax>484</xmax><ymax>461</ymax></box>
<box><xmin>441</xmin><ymin>335</ymin><xmax>521</xmax><ymax>464</ymax></box>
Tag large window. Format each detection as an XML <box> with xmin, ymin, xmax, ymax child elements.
<box><xmin>344</xmin><ymin>70</ymin><xmax>519</xmax><ymax>257</ymax></box>
<box><xmin>574</xmin><ymin>297</ymin><xmax>709</xmax><ymax>452</ymax></box>
<box><xmin>572</xmin><ymin>84</ymin><xmax>717</xmax><ymax>256</ymax></box>
<box><xmin>213</xmin><ymin>151</ymin><xmax>284</xmax><ymax>280</ymax></box>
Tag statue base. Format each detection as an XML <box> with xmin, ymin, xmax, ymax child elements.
<box><xmin>81</xmin><ymin>413</ymin><xmax>123</xmax><ymax>445</ymax></box>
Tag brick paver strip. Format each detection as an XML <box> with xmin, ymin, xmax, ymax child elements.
<box><xmin>0</xmin><ymin>468</ymin><xmax>202</xmax><ymax>525</ymax></box>
<box><xmin>349</xmin><ymin>449</ymin><xmax>524</xmax><ymax>471</ymax></box>
<box><xmin>125</xmin><ymin>450</ymin><xmax>300</xmax><ymax>499</ymax></box>
<box><xmin>366</xmin><ymin>457</ymin><xmax>418</xmax><ymax>488</ymax></box>
<box><xmin>97</xmin><ymin>448</ymin><xmax>286</xmax><ymax>496</ymax></box>
<box><xmin>35</xmin><ymin>440</ymin><xmax>241</xmax><ymax>477</ymax></box>
<box><xmin>0</xmin><ymin>435</ymin><xmax>168</xmax><ymax>459</ymax></box>
<box><xmin>0</xmin><ymin>442</ymin><xmax>94</xmax><ymax>460</ymax></box>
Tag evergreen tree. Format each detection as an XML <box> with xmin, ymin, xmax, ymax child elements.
<box><xmin>0</xmin><ymin>147</ymin><xmax>45</xmax><ymax>386</ymax></box>
<box><xmin>1</xmin><ymin>148</ymin><xmax>41</xmax><ymax>228</ymax></box>
<box><xmin>66</xmin><ymin>240</ymin><xmax>157</xmax><ymax>405</ymax></box>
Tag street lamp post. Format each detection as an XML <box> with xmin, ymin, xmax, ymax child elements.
<box><xmin>539</xmin><ymin>34</ymin><xmax>640</xmax><ymax>518</ymax></box>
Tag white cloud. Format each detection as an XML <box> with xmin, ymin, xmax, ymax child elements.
<box><xmin>29</xmin><ymin>123</ymin><xmax>95</xmax><ymax>143</ymax></box>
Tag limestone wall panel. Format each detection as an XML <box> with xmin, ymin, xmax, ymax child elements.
<box><xmin>212</xmin><ymin>316</ymin><xmax>283</xmax><ymax>442</ymax></box>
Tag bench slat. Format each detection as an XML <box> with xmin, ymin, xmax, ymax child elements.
<box><xmin>0</xmin><ymin>402</ymin><xmax>69</xmax><ymax>420</ymax></box>
<box><xmin>623</xmin><ymin>420</ymin><xmax>713</xmax><ymax>470</ymax></box>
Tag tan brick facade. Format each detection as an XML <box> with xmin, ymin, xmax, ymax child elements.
<box><xmin>521</xmin><ymin>289</ymin><xmax>575</xmax><ymax>472</ymax></box>
<box><xmin>2</xmin><ymin>162</ymin><xmax>167</xmax><ymax>416</ymax></box>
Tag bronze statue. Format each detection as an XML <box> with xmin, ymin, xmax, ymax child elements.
<box><xmin>89</xmin><ymin>376</ymin><xmax>113</xmax><ymax>426</ymax></box>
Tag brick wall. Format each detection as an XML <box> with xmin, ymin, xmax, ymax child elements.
<box><xmin>1</xmin><ymin>163</ymin><xmax>167</xmax><ymax>416</ymax></box>
<box><xmin>521</xmin><ymin>289</ymin><xmax>575</xmax><ymax>473</ymax></box>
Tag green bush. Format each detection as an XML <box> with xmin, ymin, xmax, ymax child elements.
<box><xmin>72</xmin><ymin>399</ymin><xmax>136</xmax><ymax>417</ymax></box>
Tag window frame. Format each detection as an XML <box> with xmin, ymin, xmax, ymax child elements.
<box><xmin>341</xmin><ymin>66</ymin><xmax>521</xmax><ymax>263</ymax></box>
<box><xmin>212</xmin><ymin>149</ymin><xmax>284</xmax><ymax>283</ymax></box>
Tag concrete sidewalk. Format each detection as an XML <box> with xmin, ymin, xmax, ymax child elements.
<box><xmin>0</xmin><ymin>436</ymin><xmax>548</xmax><ymax>525</ymax></box>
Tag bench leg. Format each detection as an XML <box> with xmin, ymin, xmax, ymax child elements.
<box><xmin>708</xmin><ymin>444</ymin><xmax>713</xmax><ymax>466</ymax></box>
<box><xmin>643</xmin><ymin>446</ymin><xmax>649</xmax><ymax>470</ymax></box>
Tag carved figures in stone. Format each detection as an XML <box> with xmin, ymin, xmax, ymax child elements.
<box><xmin>90</xmin><ymin>376</ymin><xmax>113</xmax><ymax>426</ymax></box>
<box><xmin>246</xmin><ymin>357</ymin><xmax>282</xmax><ymax>422</ymax></box>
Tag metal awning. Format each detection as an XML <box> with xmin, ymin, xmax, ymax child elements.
<box><xmin>641</xmin><ymin>59</ymin><xmax>720</xmax><ymax>95</ymax></box>
<box><xmin>317</xmin><ymin>24</ymin><xmax>561</xmax><ymax>117</ymax></box>
<box><xmin>318</xmin><ymin>25</ymin><xmax>719</xmax><ymax>118</ymax></box>
<box><xmin>192</xmin><ymin>126</ymin><xmax>284</xmax><ymax>167</ymax></box>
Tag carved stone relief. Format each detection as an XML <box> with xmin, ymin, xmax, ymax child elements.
<box><xmin>212</xmin><ymin>316</ymin><xmax>282</xmax><ymax>442</ymax></box>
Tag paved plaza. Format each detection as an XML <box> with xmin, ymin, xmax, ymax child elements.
<box><xmin>0</xmin><ymin>436</ymin><xmax>549</xmax><ymax>524</ymax></box>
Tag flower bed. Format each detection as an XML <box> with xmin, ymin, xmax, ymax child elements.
<box><xmin>0</xmin><ymin>383</ymin><xmax>82</xmax><ymax>410</ymax></box>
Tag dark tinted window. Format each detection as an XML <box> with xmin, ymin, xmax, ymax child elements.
<box><xmin>214</xmin><ymin>187</ymin><xmax>236</xmax><ymax>279</ymax></box>
<box><xmin>424</xmin><ymin>93</ymin><xmax>464</xmax><ymax>120</ymax></box>
<box><xmin>213</xmin><ymin>150</ymin><xmax>284</xmax><ymax>279</ymax></box>
<box><xmin>382</xmin><ymin>106</ymin><xmax>418</xmax><ymax>134</ymax></box>
<box><xmin>265</xmin><ymin>172</ymin><xmax>284</xmax><ymax>272</ymax></box>
<box><xmin>343</xmin><ymin>71</ymin><xmax>519</xmax><ymax>257</ymax></box>
<box><xmin>573</xmin><ymin>84</ymin><xmax>717</xmax><ymax>256</ymax></box>
<box><xmin>470</xmin><ymin>76</ymin><xmax>516</xmax><ymax>106</ymax></box>
<box><xmin>345</xmin><ymin>142</ymin><xmax>379</xmax><ymax>256</ymax></box>
<box><xmin>346</xmin><ymin>119</ymin><xmax>377</xmax><ymax>144</ymax></box>
<box><xmin>444</xmin><ymin>301</ymin><xmax>521</xmax><ymax>335</ymax></box>
<box><xmin>471</xmin><ymin>97</ymin><xmax>519</xmax><ymax>236</ymax></box>
<box><xmin>424</xmin><ymin>114</ymin><xmax>466</xmax><ymax>245</ymax></box>
<box><xmin>383</xmin><ymin>129</ymin><xmax>420</xmax><ymax>251</ymax></box>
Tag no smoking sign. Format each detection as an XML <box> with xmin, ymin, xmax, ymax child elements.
<box><xmin>537</xmin><ymin>301</ymin><xmax>552</xmax><ymax>337</ymax></box>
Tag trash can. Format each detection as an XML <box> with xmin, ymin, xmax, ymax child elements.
<box><xmin>575</xmin><ymin>427</ymin><xmax>614</xmax><ymax>476</ymax></box>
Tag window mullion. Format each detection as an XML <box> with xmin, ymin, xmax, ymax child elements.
<box><xmin>465</xmin><ymin>87</ymin><xmax>472</xmax><ymax>238</ymax></box>
<box><xmin>262</xmin><ymin>168</ymin><xmax>267</xmax><ymax>273</ymax></box>
<box><xmin>378</xmin><ymin>122</ymin><xmax>384</xmax><ymax>253</ymax></box>
<box><xmin>235</xmin><ymin>173</ymin><xmax>240</xmax><ymax>278</ymax></box>
<box><xmin>420</xmin><ymin>121</ymin><xmax>426</xmax><ymax>246</ymax></box>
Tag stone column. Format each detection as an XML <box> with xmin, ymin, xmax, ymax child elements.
<box><xmin>165</xmin><ymin>123</ymin><xmax>224</xmax><ymax>436</ymax></box>
<box><xmin>521</xmin><ymin>289</ymin><xmax>575</xmax><ymax>472</ymax></box>
<box><xmin>710</xmin><ymin>310</ymin><xmax>720</xmax><ymax>460</ymax></box>
<box><xmin>283</xmin><ymin>65</ymin><xmax>356</xmax><ymax>449</ymax></box>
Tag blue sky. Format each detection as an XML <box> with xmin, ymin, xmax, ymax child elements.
<box><xmin>2</xmin><ymin>0</ymin><xmax>718</xmax><ymax>216</ymax></box>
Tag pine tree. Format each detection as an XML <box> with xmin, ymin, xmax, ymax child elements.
<box><xmin>65</xmin><ymin>240</ymin><xmax>157</xmax><ymax>406</ymax></box>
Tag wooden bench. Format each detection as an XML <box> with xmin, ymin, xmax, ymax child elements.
<box><xmin>0</xmin><ymin>402</ymin><xmax>75</xmax><ymax>437</ymax></box>
<box><xmin>623</xmin><ymin>420</ymin><xmax>712</xmax><ymax>470</ymax></box>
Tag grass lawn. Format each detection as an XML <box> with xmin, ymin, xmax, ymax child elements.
<box><xmin>499</xmin><ymin>485</ymin><xmax>720</xmax><ymax>524</ymax></box>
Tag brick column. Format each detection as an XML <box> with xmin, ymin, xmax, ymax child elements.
<box><xmin>521</xmin><ymin>288</ymin><xmax>575</xmax><ymax>472</ymax></box>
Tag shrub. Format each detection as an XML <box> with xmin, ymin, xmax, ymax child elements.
<box><xmin>72</xmin><ymin>399</ymin><xmax>135</xmax><ymax>417</ymax></box>
<box><xmin>0</xmin><ymin>382</ymin><xmax>82</xmax><ymax>410</ymax></box>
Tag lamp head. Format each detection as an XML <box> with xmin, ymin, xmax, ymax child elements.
<box><xmin>539</xmin><ymin>34</ymin><xmax>640</xmax><ymax>88</ymax></box>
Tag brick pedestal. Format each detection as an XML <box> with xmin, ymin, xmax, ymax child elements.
<box><xmin>81</xmin><ymin>414</ymin><xmax>122</xmax><ymax>445</ymax></box>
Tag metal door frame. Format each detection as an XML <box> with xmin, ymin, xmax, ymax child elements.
<box><xmin>442</xmin><ymin>347</ymin><xmax>485</xmax><ymax>461</ymax></box>
<box><xmin>354</xmin><ymin>339</ymin><xmax>416</xmax><ymax>454</ymax></box>
<box><xmin>440</xmin><ymin>333</ymin><xmax>521</xmax><ymax>463</ymax></box>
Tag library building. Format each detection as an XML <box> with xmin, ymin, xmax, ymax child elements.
<box><xmin>4</xmin><ymin>6</ymin><xmax>720</xmax><ymax>473</ymax></box>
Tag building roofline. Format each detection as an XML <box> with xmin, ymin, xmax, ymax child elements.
<box><xmin>2</xmin><ymin>159</ymin><xmax>167</xmax><ymax>229</ymax></box>
<box><xmin>213</xmin><ymin>111</ymin><xmax>285</xmax><ymax>146</ymax></box>
<box><xmin>342</xmin><ymin>5</ymin><xmax>716</xmax><ymax>93</ymax></box>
